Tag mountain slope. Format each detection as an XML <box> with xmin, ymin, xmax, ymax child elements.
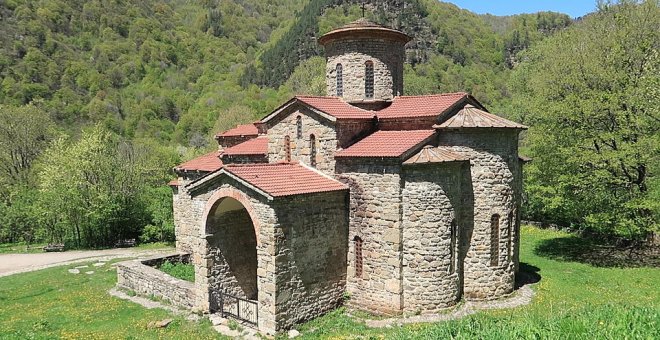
<box><xmin>0</xmin><ymin>0</ymin><xmax>571</xmax><ymax>148</ymax></box>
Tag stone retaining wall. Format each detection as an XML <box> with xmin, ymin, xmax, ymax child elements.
<box><xmin>116</xmin><ymin>253</ymin><xmax>195</xmax><ymax>309</ymax></box>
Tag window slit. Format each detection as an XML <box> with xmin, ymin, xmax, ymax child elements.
<box><xmin>490</xmin><ymin>214</ymin><xmax>500</xmax><ymax>267</ymax></box>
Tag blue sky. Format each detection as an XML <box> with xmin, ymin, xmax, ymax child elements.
<box><xmin>442</xmin><ymin>0</ymin><xmax>598</xmax><ymax>18</ymax></box>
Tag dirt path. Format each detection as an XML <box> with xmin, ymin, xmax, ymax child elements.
<box><xmin>0</xmin><ymin>248</ymin><xmax>174</xmax><ymax>278</ymax></box>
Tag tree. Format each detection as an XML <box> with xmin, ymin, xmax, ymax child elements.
<box><xmin>0</xmin><ymin>104</ymin><xmax>55</xmax><ymax>244</ymax></box>
<box><xmin>0</xmin><ymin>103</ymin><xmax>55</xmax><ymax>187</ymax></box>
<box><xmin>511</xmin><ymin>0</ymin><xmax>660</xmax><ymax>240</ymax></box>
<box><xmin>39</xmin><ymin>126</ymin><xmax>152</xmax><ymax>248</ymax></box>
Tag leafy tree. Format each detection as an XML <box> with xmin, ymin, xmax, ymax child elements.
<box><xmin>0</xmin><ymin>103</ymin><xmax>55</xmax><ymax>186</ymax></box>
<box><xmin>282</xmin><ymin>56</ymin><xmax>326</xmax><ymax>96</ymax></box>
<box><xmin>38</xmin><ymin>126</ymin><xmax>158</xmax><ymax>248</ymax></box>
<box><xmin>511</xmin><ymin>0</ymin><xmax>659</xmax><ymax>240</ymax></box>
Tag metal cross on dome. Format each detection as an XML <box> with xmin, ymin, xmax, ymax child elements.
<box><xmin>361</xmin><ymin>1</ymin><xmax>366</xmax><ymax>17</ymax></box>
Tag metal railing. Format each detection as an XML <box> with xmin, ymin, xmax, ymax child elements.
<box><xmin>219</xmin><ymin>292</ymin><xmax>258</xmax><ymax>327</ymax></box>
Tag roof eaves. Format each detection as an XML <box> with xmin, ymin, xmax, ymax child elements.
<box><xmin>398</xmin><ymin>133</ymin><xmax>437</xmax><ymax>161</ymax></box>
<box><xmin>434</xmin><ymin>94</ymin><xmax>470</xmax><ymax>123</ymax></box>
<box><xmin>173</xmin><ymin>167</ymin><xmax>213</xmax><ymax>174</ymax></box>
<box><xmin>297</xmin><ymin>161</ymin><xmax>350</xmax><ymax>188</ymax></box>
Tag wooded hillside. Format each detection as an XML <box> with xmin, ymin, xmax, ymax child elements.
<box><xmin>1</xmin><ymin>0</ymin><xmax>655</xmax><ymax>246</ymax></box>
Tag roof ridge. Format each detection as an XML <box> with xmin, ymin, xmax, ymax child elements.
<box><xmin>374</xmin><ymin>129</ymin><xmax>435</xmax><ymax>133</ymax></box>
<box><xmin>295</xmin><ymin>96</ymin><xmax>376</xmax><ymax>114</ymax></box>
<box><xmin>294</xmin><ymin>95</ymin><xmax>337</xmax><ymax>99</ymax></box>
<box><xmin>224</xmin><ymin>161</ymin><xmax>294</xmax><ymax>168</ymax></box>
<box><xmin>394</xmin><ymin>92</ymin><xmax>468</xmax><ymax>99</ymax></box>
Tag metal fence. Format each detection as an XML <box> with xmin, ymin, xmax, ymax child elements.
<box><xmin>219</xmin><ymin>292</ymin><xmax>258</xmax><ymax>327</ymax></box>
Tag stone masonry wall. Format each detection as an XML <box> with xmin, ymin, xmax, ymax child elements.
<box><xmin>217</xmin><ymin>135</ymin><xmax>256</xmax><ymax>153</ymax></box>
<box><xmin>173</xmin><ymin>174</ymin><xmax>205</xmax><ymax>254</ymax></box>
<box><xmin>336</xmin><ymin>159</ymin><xmax>404</xmax><ymax>314</ymax></box>
<box><xmin>207</xmin><ymin>208</ymin><xmax>258</xmax><ymax>303</ymax></box>
<box><xmin>378</xmin><ymin>117</ymin><xmax>437</xmax><ymax>131</ymax></box>
<box><xmin>221</xmin><ymin>154</ymin><xmax>268</xmax><ymax>165</ymax></box>
<box><xmin>438</xmin><ymin>129</ymin><xmax>521</xmax><ymax>300</ymax></box>
<box><xmin>116</xmin><ymin>254</ymin><xmax>195</xmax><ymax>309</ymax></box>
<box><xmin>401</xmin><ymin>162</ymin><xmax>464</xmax><ymax>313</ymax></box>
<box><xmin>336</xmin><ymin>119</ymin><xmax>376</xmax><ymax>149</ymax></box>
<box><xmin>271</xmin><ymin>191</ymin><xmax>348</xmax><ymax>331</ymax></box>
<box><xmin>325</xmin><ymin>38</ymin><xmax>406</xmax><ymax>102</ymax></box>
<box><xmin>183</xmin><ymin>179</ymin><xmax>279</xmax><ymax>334</ymax></box>
<box><xmin>267</xmin><ymin>106</ymin><xmax>337</xmax><ymax>175</ymax></box>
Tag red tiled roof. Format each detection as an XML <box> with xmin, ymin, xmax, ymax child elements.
<box><xmin>319</xmin><ymin>18</ymin><xmax>411</xmax><ymax>45</ymax></box>
<box><xmin>224</xmin><ymin>163</ymin><xmax>348</xmax><ymax>197</ymax></box>
<box><xmin>223</xmin><ymin>137</ymin><xmax>268</xmax><ymax>156</ymax></box>
<box><xmin>404</xmin><ymin>146</ymin><xmax>467</xmax><ymax>165</ymax></box>
<box><xmin>168</xmin><ymin>179</ymin><xmax>179</xmax><ymax>187</ymax></box>
<box><xmin>216</xmin><ymin>123</ymin><xmax>259</xmax><ymax>138</ymax></box>
<box><xmin>295</xmin><ymin>96</ymin><xmax>375</xmax><ymax>120</ymax></box>
<box><xmin>262</xmin><ymin>93</ymin><xmax>474</xmax><ymax>123</ymax></box>
<box><xmin>377</xmin><ymin>93</ymin><xmax>468</xmax><ymax>119</ymax></box>
<box><xmin>436</xmin><ymin>105</ymin><xmax>528</xmax><ymax>129</ymax></box>
<box><xmin>175</xmin><ymin>152</ymin><xmax>223</xmax><ymax>172</ymax></box>
<box><xmin>335</xmin><ymin>130</ymin><xmax>435</xmax><ymax>158</ymax></box>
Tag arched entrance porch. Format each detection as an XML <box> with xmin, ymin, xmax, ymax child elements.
<box><xmin>205</xmin><ymin>195</ymin><xmax>259</xmax><ymax>311</ymax></box>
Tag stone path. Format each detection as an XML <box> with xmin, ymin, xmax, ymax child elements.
<box><xmin>0</xmin><ymin>248</ymin><xmax>173</xmax><ymax>278</ymax></box>
<box><xmin>362</xmin><ymin>285</ymin><xmax>535</xmax><ymax>328</ymax></box>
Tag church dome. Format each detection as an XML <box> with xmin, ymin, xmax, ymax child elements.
<box><xmin>318</xmin><ymin>18</ymin><xmax>411</xmax><ymax>45</ymax></box>
<box><xmin>320</xmin><ymin>19</ymin><xmax>411</xmax><ymax>104</ymax></box>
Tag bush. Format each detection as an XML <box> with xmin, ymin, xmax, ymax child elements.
<box><xmin>158</xmin><ymin>261</ymin><xmax>194</xmax><ymax>282</ymax></box>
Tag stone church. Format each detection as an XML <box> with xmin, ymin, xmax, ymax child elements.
<box><xmin>170</xmin><ymin>19</ymin><xmax>527</xmax><ymax>334</ymax></box>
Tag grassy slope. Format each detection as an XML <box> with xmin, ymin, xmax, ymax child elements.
<box><xmin>0</xmin><ymin>227</ymin><xmax>657</xmax><ymax>339</ymax></box>
<box><xmin>0</xmin><ymin>259</ymin><xmax>220</xmax><ymax>339</ymax></box>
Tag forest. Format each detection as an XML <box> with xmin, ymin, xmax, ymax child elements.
<box><xmin>0</xmin><ymin>0</ymin><xmax>657</xmax><ymax>248</ymax></box>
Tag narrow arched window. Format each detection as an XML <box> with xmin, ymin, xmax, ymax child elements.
<box><xmin>450</xmin><ymin>219</ymin><xmax>457</xmax><ymax>274</ymax></box>
<box><xmin>296</xmin><ymin>116</ymin><xmax>302</xmax><ymax>139</ymax></box>
<box><xmin>490</xmin><ymin>214</ymin><xmax>500</xmax><ymax>267</ymax></box>
<box><xmin>507</xmin><ymin>211</ymin><xmax>514</xmax><ymax>261</ymax></box>
<box><xmin>336</xmin><ymin>64</ymin><xmax>343</xmax><ymax>97</ymax></box>
<box><xmin>365</xmin><ymin>61</ymin><xmax>374</xmax><ymax>99</ymax></box>
<box><xmin>284</xmin><ymin>135</ymin><xmax>291</xmax><ymax>162</ymax></box>
<box><xmin>354</xmin><ymin>236</ymin><xmax>363</xmax><ymax>278</ymax></box>
<box><xmin>309</xmin><ymin>134</ymin><xmax>317</xmax><ymax>167</ymax></box>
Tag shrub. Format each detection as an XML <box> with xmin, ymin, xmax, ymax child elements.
<box><xmin>158</xmin><ymin>261</ymin><xmax>194</xmax><ymax>282</ymax></box>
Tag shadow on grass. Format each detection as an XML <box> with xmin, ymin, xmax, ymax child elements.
<box><xmin>516</xmin><ymin>262</ymin><xmax>541</xmax><ymax>289</ymax></box>
<box><xmin>534</xmin><ymin>234</ymin><xmax>659</xmax><ymax>268</ymax></box>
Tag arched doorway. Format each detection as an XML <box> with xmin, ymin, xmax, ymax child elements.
<box><xmin>206</xmin><ymin>196</ymin><xmax>258</xmax><ymax>311</ymax></box>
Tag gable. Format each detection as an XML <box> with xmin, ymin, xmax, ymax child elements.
<box><xmin>261</xmin><ymin>98</ymin><xmax>338</xmax><ymax>127</ymax></box>
<box><xmin>187</xmin><ymin>163</ymin><xmax>348</xmax><ymax>201</ymax></box>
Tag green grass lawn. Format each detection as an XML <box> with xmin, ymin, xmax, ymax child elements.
<box><xmin>0</xmin><ymin>259</ymin><xmax>220</xmax><ymax>340</ymax></box>
<box><xmin>0</xmin><ymin>227</ymin><xmax>658</xmax><ymax>339</ymax></box>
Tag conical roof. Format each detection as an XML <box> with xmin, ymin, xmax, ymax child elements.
<box><xmin>318</xmin><ymin>18</ymin><xmax>411</xmax><ymax>45</ymax></box>
<box><xmin>404</xmin><ymin>146</ymin><xmax>467</xmax><ymax>165</ymax></box>
<box><xmin>435</xmin><ymin>105</ymin><xmax>528</xmax><ymax>129</ymax></box>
